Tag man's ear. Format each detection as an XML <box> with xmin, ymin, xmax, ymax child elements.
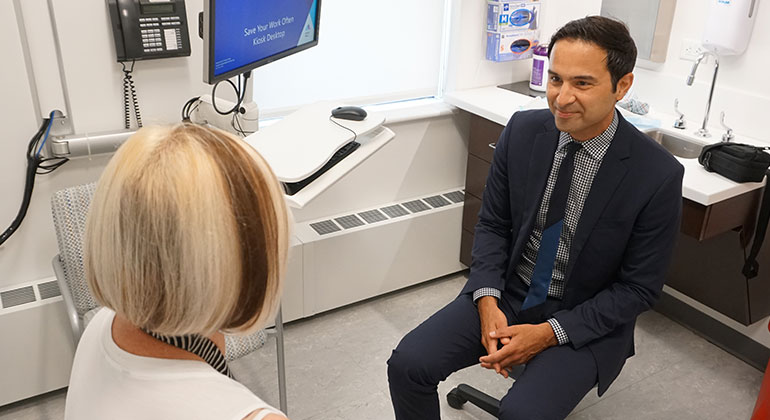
<box><xmin>615</xmin><ymin>72</ymin><xmax>634</xmax><ymax>101</ymax></box>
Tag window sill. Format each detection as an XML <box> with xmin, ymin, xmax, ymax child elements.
<box><xmin>260</xmin><ymin>97</ymin><xmax>457</xmax><ymax>128</ymax></box>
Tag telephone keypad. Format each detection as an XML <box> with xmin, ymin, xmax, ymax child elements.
<box><xmin>141</xmin><ymin>26</ymin><xmax>164</xmax><ymax>53</ymax></box>
<box><xmin>137</xmin><ymin>15</ymin><xmax>184</xmax><ymax>54</ymax></box>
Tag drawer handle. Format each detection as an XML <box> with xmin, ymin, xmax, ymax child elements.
<box><xmin>488</xmin><ymin>143</ymin><xmax>497</xmax><ymax>150</ymax></box>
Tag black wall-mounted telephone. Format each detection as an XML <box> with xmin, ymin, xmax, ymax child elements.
<box><xmin>107</xmin><ymin>0</ymin><xmax>191</xmax><ymax>62</ymax></box>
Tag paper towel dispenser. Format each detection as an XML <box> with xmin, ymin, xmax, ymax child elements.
<box><xmin>702</xmin><ymin>0</ymin><xmax>760</xmax><ymax>56</ymax></box>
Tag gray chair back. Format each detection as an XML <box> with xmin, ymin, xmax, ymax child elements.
<box><xmin>51</xmin><ymin>183</ymin><xmax>100</xmax><ymax>318</ymax></box>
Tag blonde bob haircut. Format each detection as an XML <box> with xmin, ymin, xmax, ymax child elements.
<box><xmin>85</xmin><ymin>124</ymin><xmax>290</xmax><ymax>337</ymax></box>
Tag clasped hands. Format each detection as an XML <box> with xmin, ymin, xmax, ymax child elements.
<box><xmin>477</xmin><ymin>296</ymin><xmax>558</xmax><ymax>378</ymax></box>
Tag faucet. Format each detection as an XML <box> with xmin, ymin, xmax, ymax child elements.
<box><xmin>719</xmin><ymin>111</ymin><xmax>734</xmax><ymax>142</ymax></box>
<box><xmin>673</xmin><ymin>98</ymin><xmax>686</xmax><ymax>129</ymax></box>
<box><xmin>686</xmin><ymin>51</ymin><xmax>720</xmax><ymax>138</ymax></box>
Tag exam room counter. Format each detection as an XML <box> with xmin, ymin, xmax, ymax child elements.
<box><xmin>445</xmin><ymin>85</ymin><xmax>770</xmax><ymax>338</ymax></box>
<box><xmin>444</xmin><ymin>85</ymin><xmax>768</xmax><ymax>207</ymax></box>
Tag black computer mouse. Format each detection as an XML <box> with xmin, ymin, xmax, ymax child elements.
<box><xmin>331</xmin><ymin>106</ymin><xmax>367</xmax><ymax>121</ymax></box>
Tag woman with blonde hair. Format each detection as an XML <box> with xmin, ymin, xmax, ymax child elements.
<box><xmin>64</xmin><ymin>124</ymin><xmax>290</xmax><ymax>420</ymax></box>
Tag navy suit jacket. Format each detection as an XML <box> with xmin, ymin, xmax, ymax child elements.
<box><xmin>461</xmin><ymin>109</ymin><xmax>684</xmax><ymax>395</ymax></box>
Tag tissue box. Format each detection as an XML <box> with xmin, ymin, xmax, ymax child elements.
<box><xmin>487</xmin><ymin>1</ymin><xmax>540</xmax><ymax>32</ymax></box>
<box><xmin>486</xmin><ymin>30</ymin><xmax>538</xmax><ymax>61</ymax></box>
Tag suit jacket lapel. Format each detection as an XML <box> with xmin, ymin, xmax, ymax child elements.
<box><xmin>520</xmin><ymin>123</ymin><xmax>559</xmax><ymax>233</ymax></box>
<box><xmin>565</xmin><ymin>116</ymin><xmax>632</xmax><ymax>283</ymax></box>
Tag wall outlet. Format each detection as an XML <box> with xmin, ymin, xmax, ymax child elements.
<box><xmin>679</xmin><ymin>39</ymin><xmax>707</xmax><ymax>61</ymax></box>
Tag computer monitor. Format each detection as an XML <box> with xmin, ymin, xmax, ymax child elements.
<box><xmin>202</xmin><ymin>0</ymin><xmax>320</xmax><ymax>85</ymax></box>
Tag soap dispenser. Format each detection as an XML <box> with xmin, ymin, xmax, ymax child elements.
<box><xmin>529</xmin><ymin>44</ymin><xmax>549</xmax><ymax>92</ymax></box>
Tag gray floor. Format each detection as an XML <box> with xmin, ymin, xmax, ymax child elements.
<box><xmin>0</xmin><ymin>273</ymin><xmax>763</xmax><ymax>420</ymax></box>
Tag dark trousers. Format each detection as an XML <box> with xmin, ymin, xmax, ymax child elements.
<box><xmin>387</xmin><ymin>293</ymin><xmax>598</xmax><ymax>420</ymax></box>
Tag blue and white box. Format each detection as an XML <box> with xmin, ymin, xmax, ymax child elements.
<box><xmin>486</xmin><ymin>30</ymin><xmax>539</xmax><ymax>62</ymax></box>
<box><xmin>487</xmin><ymin>2</ymin><xmax>540</xmax><ymax>32</ymax></box>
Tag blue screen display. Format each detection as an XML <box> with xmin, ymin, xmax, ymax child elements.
<box><xmin>213</xmin><ymin>0</ymin><xmax>318</xmax><ymax>77</ymax></box>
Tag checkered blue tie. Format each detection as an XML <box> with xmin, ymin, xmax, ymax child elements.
<box><xmin>521</xmin><ymin>141</ymin><xmax>581</xmax><ymax>311</ymax></box>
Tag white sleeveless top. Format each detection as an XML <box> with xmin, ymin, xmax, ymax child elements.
<box><xmin>65</xmin><ymin>308</ymin><xmax>283</xmax><ymax>420</ymax></box>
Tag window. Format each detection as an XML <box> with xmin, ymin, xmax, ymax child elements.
<box><xmin>251</xmin><ymin>0</ymin><xmax>447</xmax><ymax>114</ymax></box>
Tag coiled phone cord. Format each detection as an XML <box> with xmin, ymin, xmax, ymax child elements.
<box><xmin>121</xmin><ymin>60</ymin><xmax>143</xmax><ymax>129</ymax></box>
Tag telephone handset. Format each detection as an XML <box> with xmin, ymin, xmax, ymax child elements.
<box><xmin>107</xmin><ymin>0</ymin><xmax>191</xmax><ymax>62</ymax></box>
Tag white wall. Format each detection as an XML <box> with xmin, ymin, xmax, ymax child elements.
<box><xmin>0</xmin><ymin>0</ymin><xmax>109</xmax><ymax>290</ymax></box>
<box><xmin>632</xmin><ymin>0</ymin><xmax>769</xmax><ymax>141</ymax></box>
<box><xmin>445</xmin><ymin>0</ymin><xmax>602</xmax><ymax>92</ymax></box>
<box><xmin>1</xmin><ymin>0</ymin><xmax>43</xmax><ymax>287</ymax></box>
<box><xmin>53</xmin><ymin>0</ymin><xmax>218</xmax><ymax>133</ymax></box>
<box><xmin>0</xmin><ymin>0</ymin><xmax>220</xmax><ymax>290</ymax></box>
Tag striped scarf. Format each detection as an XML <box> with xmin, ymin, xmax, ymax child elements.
<box><xmin>143</xmin><ymin>330</ymin><xmax>233</xmax><ymax>379</ymax></box>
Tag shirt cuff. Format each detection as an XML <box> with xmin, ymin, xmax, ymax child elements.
<box><xmin>547</xmin><ymin>318</ymin><xmax>570</xmax><ymax>345</ymax></box>
<box><xmin>472</xmin><ymin>287</ymin><xmax>501</xmax><ymax>304</ymax></box>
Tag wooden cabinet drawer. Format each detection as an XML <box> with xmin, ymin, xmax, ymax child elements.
<box><xmin>470</xmin><ymin>114</ymin><xmax>504</xmax><ymax>163</ymax></box>
<box><xmin>462</xmin><ymin>193</ymin><xmax>482</xmax><ymax>233</ymax></box>
<box><xmin>465</xmin><ymin>154</ymin><xmax>491</xmax><ymax>199</ymax></box>
<box><xmin>667</xmin><ymin>230</ymin><xmax>751</xmax><ymax>324</ymax></box>
<box><xmin>681</xmin><ymin>189</ymin><xmax>762</xmax><ymax>242</ymax></box>
<box><xmin>668</xmin><ymin>187</ymin><xmax>768</xmax><ymax>325</ymax></box>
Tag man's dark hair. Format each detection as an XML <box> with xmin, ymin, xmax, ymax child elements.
<box><xmin>548</xmin><ymin>16</ymin><xmax>637</xmax><ymax>91</ymax></box>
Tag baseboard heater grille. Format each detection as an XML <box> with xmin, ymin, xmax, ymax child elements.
<box><xmin>358</xmin><ymin>210</ymin><xmax>388</xmax><ymax>223</ymax></box>
<box><xmin>402</xmin><ymin>200</ymin><xmax>430</xmax><ymax>213</ymax></box>
<box><xmin>423</xmin><ymin>195</ymin><xmax>451</xmax><ymax>208</ymax></box>
<box><xmin>335</xmin><ymin>215</ymin><xmax>365</xmax><ymax>229</ymax></box>
<box><xmin>0</xmin><ymin>287</ymin><xmax>35</xmax><ymax>309</ymax></box>
<box><xmin>381</xmin><ymin>204</ymin><xmax>409</xmax><ymax>218</ymax></box>
<box><xmin>38</xmin><ymin>280</ymin><xmax>61</xmax><ymax>300</ymax></box>
<box><xmin>308</xmin><ymin>190</ymin><xmax>464</xmax><ymax>236</ymax></box>
<box><xmin>443</xmin><ymin>191</ymin><xmax>465</xmax><ymax>204</ymax></box>
<box><xmin>0</xmin><ymin>279</ymin><xmax>63</xmax><ymax>312</ymax></box>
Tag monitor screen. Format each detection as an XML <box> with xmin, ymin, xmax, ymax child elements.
<box><xmin>204</xmin><ymin>0</ymin><xmax>320</xmax><ymax>84</ymax></box>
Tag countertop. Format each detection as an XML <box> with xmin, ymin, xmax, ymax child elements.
<box><xmin>445</xmin><ymin>85</ymin><xmax>767</xmax><ymax>206</ymax></box>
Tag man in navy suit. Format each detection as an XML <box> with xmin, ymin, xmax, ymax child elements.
<box><xmin>388</xmin><ymin>16</ymin><xmax>684</xmax><ymax>420</ymax></box>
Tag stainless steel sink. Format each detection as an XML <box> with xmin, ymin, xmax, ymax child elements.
<box><xmin>644</xmin><ymin>129</ymin><xmax>705</xmax><ymax>159</ymax></box>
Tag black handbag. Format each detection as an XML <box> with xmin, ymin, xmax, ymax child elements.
<box><xmin>698</xmin><ymin>142</ymin><xmax>770</xmax><ymax>183</ymax></box>
<box><xmin>698</xmin><ymin>142</ymin><xmax>770</xmax><ymax>279</ymax></box>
